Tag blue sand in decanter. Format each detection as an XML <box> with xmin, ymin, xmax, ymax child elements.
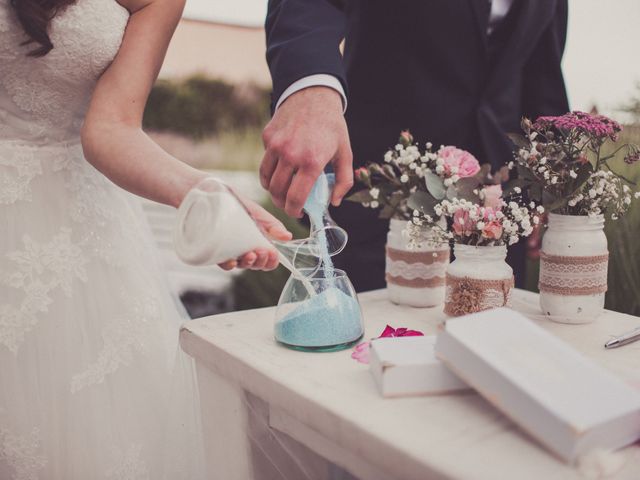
<box><xmin>274</xmin><ymin>287</ymin><xmax>363</xmax><ymax>348</ymax></box>
<box><xmin>274</xmin><ymin>173</ymin><xmax>363</xmax><ymax>351</ymax></box>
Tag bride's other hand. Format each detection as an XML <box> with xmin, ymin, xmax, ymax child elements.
<box><xmin>218</xmin><ymin>195</ymin><xmax>292</xmax><ymax>272</ymax></box>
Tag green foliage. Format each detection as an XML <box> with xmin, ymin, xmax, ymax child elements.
<box><xmin>143</xmin><ymin>76</ymin><xmax>270</xmax><ymax>139</ymax></box>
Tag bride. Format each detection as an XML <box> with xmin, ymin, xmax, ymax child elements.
<box><xmin>0</xmin><ymin>0</ymin><xmax>291</xmax><ymax>478</ymax></box>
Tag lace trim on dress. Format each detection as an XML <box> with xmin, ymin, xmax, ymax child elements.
<box><xmin>0</xmin><ymin>228</ymin><xmax>88</xmax><ymax>354</ymax></box>
<box><xmin>105</xmin><ymin>444</ymin><xmax>150</xmax><ymax>480</ymax></box>
<box><xmin>0</xmin><ymin>426</ymin><xmax>47</xmax><ymax>480</ymax></box>
<box><xmin>71</xmin><ymin>292</ymin><xmax>161</xmax><ymax>394</ymax></box>
<box><xmin>0</xmin><ymin>149</ymin><xmax>42</xmax><ymax>204</ymax></box>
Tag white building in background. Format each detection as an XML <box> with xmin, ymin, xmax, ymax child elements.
<box><xmin>160</xmin><ymin>17</ymin><xmax>270</xmax><ymax>85</ymax></box>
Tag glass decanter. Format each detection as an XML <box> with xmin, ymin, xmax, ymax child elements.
<box><xmin>274</xmin><ymin>268</ymin><xmax>364</xmax><ymax>352</ymax></box>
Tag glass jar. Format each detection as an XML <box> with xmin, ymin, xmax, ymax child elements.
<box><xmin>539</xmin><ymin>214</ymin><xmax>608</xmax><ymax>324</ymax></box>
<box><xmin>444</xmin><ymin>244</ymin><xmax>514</xmax><ymax>317</ymax></box>
<box><xmin>274</xmin><ymin>269</ymin><xmax>364</xmax><ymax>352</ymax></box>
<box><xmin>386</xmin><ymin>218</ymin><xmax>449</xmax><ymax>308</ymax></box>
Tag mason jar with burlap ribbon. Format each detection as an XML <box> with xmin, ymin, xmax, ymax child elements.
<box><xmin>539</xmin><ymin>214</ymin><xmax>608</xmax><ymax>324</ymax></box>
<box><xmin>386</xmin><ymin>218</ymin><xmax>450</xmax><ymax>307</ymax></box>
<box><xmin>444</xmin><ymin>244</ymin><xmax>514</xmax><ymax>317</ymax></box>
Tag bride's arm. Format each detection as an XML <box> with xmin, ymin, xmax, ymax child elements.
<box><xmin>82</xmin><ymin>0</ymin><xmax>291</xmax><ymax>270</ymax></box>
<box><xmin>82</xmin><ymin>0</ymin><xmax>197</xmax><ymax>208</ymax></box>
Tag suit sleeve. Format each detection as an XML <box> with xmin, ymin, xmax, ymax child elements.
<box><xmin>265</xmin><ymin>0</ymin><xmax>347</xmax><ymax>113</ymax></box>
<box><xmin>521</xmin><ymin>0</ymin><xmax>570</xmax><ymax>119</ymax></box>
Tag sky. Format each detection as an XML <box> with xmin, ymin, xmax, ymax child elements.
<box><xmin>183</xmin><ymin>0</ymin><xmax>640</xmax><ymax>119</ymax></box>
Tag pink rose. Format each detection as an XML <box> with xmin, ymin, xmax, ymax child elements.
<box><xmin>481</xmin><ymin>185</ymin><xmax>503</xmax><ymax>209</ymax></box>
<box><xmin>438</xmin><ymin>146</ymin><xmax>481</xmax><ymax>178</ymax></box>
<box><xmin>482</xmin><ymin>206</ymin><xmax>500</xmax><ymax>221</ymax></box>
<box><xmin>399</xmin><ymin>130</ymin><xmax>414</xmax><ymax>146</ymax></box>
<box><xmin>452</xmin><ymin>208</ymin><xmax>475</xmax><ymax>237</ymax></box>
<box><xmin>481</xmin><ymin>220</ymin><xmax>503</xmax><ymax>240</ymax></box>
<box><xmin>354</xmin><ymin>167</ymin><xmax>369</xmax><ymax>183</ymax></box>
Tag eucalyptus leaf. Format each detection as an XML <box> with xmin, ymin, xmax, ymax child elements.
<box><xmin>424</xmin><ymin>171</ymin><xmax>447</xmax><ymax>200</ymax></box>
<box><xmin>407</xmin><ymin>190</ymin><xmax>437</xmax><ymax>217</ymax></box>
<box><xmin>345</xmin><ymin>190</ymin><xmax>373</xmax><ymax>203</ymax></box>
<box><xmin>452</xmin><ymin>177</ymin><xmax>481</xmax><ymax>202</ymax></box>
<box><xmin>507</xmin><ymin>132</ymin><xmax>528</xmax><ymax>149</ymax></box>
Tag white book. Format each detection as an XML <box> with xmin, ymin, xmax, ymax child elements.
<box><xmin>436</xmin><ymin>308</ymin><xmax>640</xmax><ymax>463</ymax></box>
<box><xmin>369</xmin><ymin>336</ymin><xmax>469</xmax><ymax>398</ymax></box>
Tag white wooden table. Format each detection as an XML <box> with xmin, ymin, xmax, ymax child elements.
<box><xmin>180</xmin><ymin>289</ymin><xmax>640</xmax><ymax>480</ymax></box>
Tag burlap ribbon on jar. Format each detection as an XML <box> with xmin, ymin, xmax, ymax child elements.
<box><xmin>538</xmin><ymin>252</ymin><xmax>609</xmax><ymax>296</ymax></box>
<box><xmin>444</xmin><ymin>274</ymin><xmax>514</xmax><ymax>317</ymax></box>
<box><xmin>385</xmin><ymin>247</ymin><xmax>449</xmax><ymax>288</ymax></box>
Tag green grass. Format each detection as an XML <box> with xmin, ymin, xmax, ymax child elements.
<box><xmin>211</xmin><ymin>128</ymin><xmax>264</xmax><ymax>171</ymax></box>
<box><xmin>603</xmin><ymin>125</ymin><xmax>640</xmax><ymax>315</ymax></box>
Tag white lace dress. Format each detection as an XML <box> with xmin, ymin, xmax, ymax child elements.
<box><xmin>0</xmin><ymin>1</ymin><xmax>206</xmax><ymax>478</ymax></box>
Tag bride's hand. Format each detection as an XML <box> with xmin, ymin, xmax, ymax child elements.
<box><xmin>218</xmin><ymin>196</ymin><xmax>293</xmax><ymax>272</ymax></box>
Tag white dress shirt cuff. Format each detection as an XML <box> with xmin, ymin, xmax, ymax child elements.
<box><xmin>275</xmin><ymin>74</ymin><xmax>347</xmax><ymax>113</ymax></box>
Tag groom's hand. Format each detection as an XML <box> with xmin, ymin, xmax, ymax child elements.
<box><xmin>261</xmin><ymin>86</ymin><xmax>353</xmax><ymax>218</ymax></box>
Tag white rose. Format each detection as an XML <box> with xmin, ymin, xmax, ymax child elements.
<box><xmin>400</xmin><ymin>174</ymin><xmax>409</xmax><ymax>183</ymax></box>
<box><xmin>369</xmin><ymin>188</ymin><xmax>380</xmax><ymax>199</ymax></box>
<box><xmin>371</xmin><ymin>201</ymin><xmax>379</xmax><ymax>209</ymax></box>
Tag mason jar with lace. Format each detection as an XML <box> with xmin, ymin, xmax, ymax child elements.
<box><xmin>444</xmin><ymin>244</ymin><xmax>514</xmax><ymax>316</ymax></box>
<box><xmin>538</xmin><ymin>214</ymin><xmax>608</xmax><ymax>324</ymax></box>
<box><xmin>385</xmin><ymin>218</ymin><xmax>450</xmax><ymax>307</ymax></box>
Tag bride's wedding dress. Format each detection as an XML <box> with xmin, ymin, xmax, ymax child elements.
<box><xmin>0</xmin><ymin>1</ymin><xmax>206</xmax><ymax>478</ymax></box>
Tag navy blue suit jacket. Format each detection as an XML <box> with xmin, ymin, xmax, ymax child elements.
<box><xmin>265</xmin><ymin>0</ymin><xmax>570</xmax><ymax>291</ymax></box>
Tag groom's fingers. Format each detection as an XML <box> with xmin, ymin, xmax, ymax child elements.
<box><xmin>260</xmin><ymin>147</ymin><xmax>278</xmax><ymax>190</ymax></box>
<box><xmin>331</xmin><ymin>143</ymin><xmax>354</xmax><ymax>206</ymax></box>
<box><xmin>285</xmin><ymin>167</ymin><xmax>322</xmax><ymax>218</ymax></box>
<box><xmin>268</xmin><ymin>162</ymin><xmax>295</xmax><ymax>210</ymax></box>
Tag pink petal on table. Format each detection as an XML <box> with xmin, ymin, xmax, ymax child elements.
<box><xmin>379</xmin><ymin>325</ymin><xmax>396</xmax><ymax>338</ymax></box>
<box><xmin>351</xmin><ymin>342</ymin><xmax>371</xmax><ymax>364</ymax></box>
<box><xmin>399</xmin><ymin>329</ymin><xmax>424</xmax><ymax>337</ymax></box>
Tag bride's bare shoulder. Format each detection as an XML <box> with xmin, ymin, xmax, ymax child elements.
<box><xmin>115</xmin><ymin>0</ymin><xmax>185</xmax><ymax>14</ymax></box>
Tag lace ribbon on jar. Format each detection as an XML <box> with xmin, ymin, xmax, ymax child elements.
<box><xmin>385</xmin><ymin>247</ymin><xmax>449</xmax><ymax>288</ymax></box>
<box><xmin>538</xmin><ymin>252</ymin><xmax>609</xmax><ymax>296</ymax></box>
<box><xmin>444</xmin><ymin>274</ymin><xmax>514</xmax><ymax>316</ymax></box>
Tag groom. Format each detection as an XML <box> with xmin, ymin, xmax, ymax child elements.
<box><xmin>261</xmin><ymin>0</ymin><xmax>570</xmax><ymax>292</ymax></box>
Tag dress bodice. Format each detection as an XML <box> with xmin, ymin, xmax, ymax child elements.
<box><xmin>0</xmin><ymin>0</ymin><xmax>129</xmax><ymax>144</ymax></box>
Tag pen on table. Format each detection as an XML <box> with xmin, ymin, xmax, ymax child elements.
<box><xmin>604</xmin><ymin>327</ymin><xmax>640</xmax><ymax>349</ymax></box>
